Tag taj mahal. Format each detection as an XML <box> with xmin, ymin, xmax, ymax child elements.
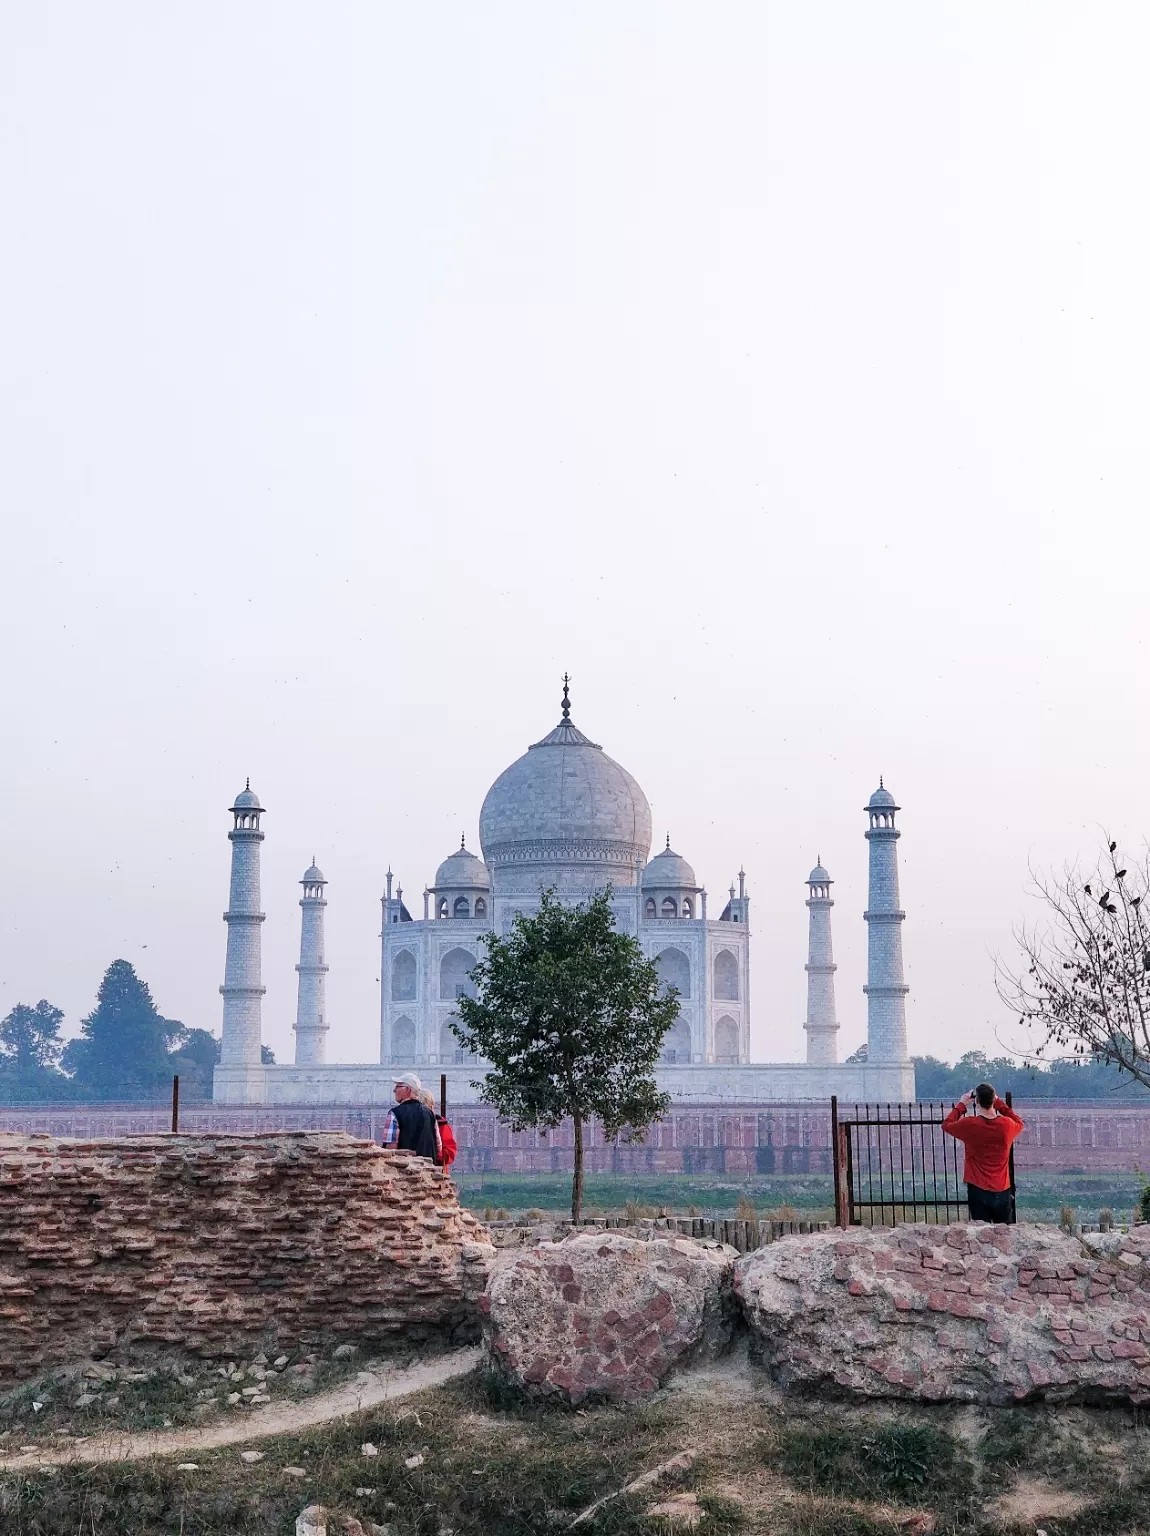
<box><xmin>213</xmin><ymin>682</ymin><xmax>916</xmax><ymax>1105</ymax></box>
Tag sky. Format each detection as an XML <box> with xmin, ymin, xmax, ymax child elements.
<box><xmin>2</xmin><ymin>4</ymin><xmax>1148</xmax><ymax>1071</ymax></box>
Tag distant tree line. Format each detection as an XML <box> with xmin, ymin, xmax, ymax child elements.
<box><xmin>0</xmin><ymin>960</ymin><xmax>272</xmax><ymax>1106</ymax></box>
<box><xmin>913</xmin><ymin>1049</ymin><xmax>1150</xmax><ymax>1102</ymax></box>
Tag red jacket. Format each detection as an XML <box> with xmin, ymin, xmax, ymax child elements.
<box><xmin>435</xmin><ymin>1116</ymin><xmax>458</xmax><ymax>1169</ymax></box>
<box><xmin>942</xmin><ymin>1098</ymin><xmax>1023</xmax><ymax>1192</ymax></box>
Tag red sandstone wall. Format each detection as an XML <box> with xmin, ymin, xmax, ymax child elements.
<box><xmin>1</xmin><ymin>1103</ymin><xmax>1147</xmax><ymax>1174</ymax></box>
<box><xmin>0</xmin><ymin>1133</ymin><xmax>492</xmax><ymax>1387</ymax></box>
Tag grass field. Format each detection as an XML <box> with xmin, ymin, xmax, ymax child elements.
<box><xmin>456</xmin><ymin>1170</ymin><xmax>1148</xmax><ymax>1225</ymax></box>
<box><xmin>2</xmin><ymin>1358</ymin><xmax>1147</xmax><ymax>1534</ymax></box>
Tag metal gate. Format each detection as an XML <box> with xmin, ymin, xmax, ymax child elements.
<box><xmin>830</xmin><ymin>1096</ymin><xmax>1017</xmax><ymax>1227</ymax></box>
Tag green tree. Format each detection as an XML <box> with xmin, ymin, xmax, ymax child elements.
<box><xmin>451</xmin><ymin>888</ymin><xmax>677</xmax><ymax>1221</ymax></box>
<box><xmin>62</xmin><ymin>960</ymin><xmax>184</xmax><ymax>1101</ymax></box>
<box><xmin>169</xmin><ymin>1027</ymin><xmax>221</xmax><ymax>1103</ymax></box>
<box><xmin>0</xmin><ymin>1000</ymin><xmax>70</xmax><ymax>1104</ymax></box>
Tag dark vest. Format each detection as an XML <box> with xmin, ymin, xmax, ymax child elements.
<box><xmin>391</xmin><ymin>1098</ymin><xmax>439</xmax><ymax>1160</ymax></box>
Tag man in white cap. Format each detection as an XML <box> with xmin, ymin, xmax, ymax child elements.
<box><xmin>381</xmin><ymin>1072</ymin><xmax>441</xmax><ymax>1161</ymax></box>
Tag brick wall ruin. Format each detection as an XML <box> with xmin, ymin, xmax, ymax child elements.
<box><xmin>0</xmin><ymin>1133</ymin><xmax>492</xmax><ymax>1387</ymax></box>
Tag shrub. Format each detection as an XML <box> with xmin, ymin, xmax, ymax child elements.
<box><xmin>773</xmin><ymin>1420</ymin><xmax>972</xmax><ymax>1502</ymax></box>
<box><xmin>1099</xmin><ymin>1206</ymin><xmax>1114</xmax><ymax>1230</ymax></box>
<box><xmin>1059</xmin><ymin>1204</ymin><xmax>1076</xmax><ymax>1231</ymax></box>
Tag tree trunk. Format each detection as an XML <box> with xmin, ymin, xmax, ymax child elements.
<box><xmin>571</xmin><ymin>1111</ymin><xmax>584</xmax><ymax>1224</ymax></box>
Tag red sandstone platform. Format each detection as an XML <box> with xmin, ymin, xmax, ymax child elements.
<box><xmin>1</xmin><ymin>1101</ymin><xmax>1148</xmax><ymax>1174</ymax></box>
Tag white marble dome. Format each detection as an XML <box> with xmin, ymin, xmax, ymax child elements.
<box><xmin>479</xmin><ymin>699</ymin><xmax>652</xmax><ymax>885</ymax></box>
<box><xmin>643</xmin><ymin>842</ymin><xmax>699</xmax><ymax>891</ymax></box>
<box><xmin>434</xmin><ymin>840</ymin><xmax>491</xmax><ymax>890</ymax></box>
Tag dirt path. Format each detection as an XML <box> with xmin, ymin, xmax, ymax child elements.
<box><xmin>0</xmin><ymin>1346</ymin><xmax>481</xmax><ymax>1470</ymax></box>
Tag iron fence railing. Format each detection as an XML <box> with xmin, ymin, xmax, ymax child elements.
<box><xmin>831</xmin><ymin>1095</ymin><xmax>1017</xmax><ymax>1227</ymax></box>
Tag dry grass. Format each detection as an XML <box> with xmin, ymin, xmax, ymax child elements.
<box><xmin>0</xmin><ymin>1359</ymin><xmax>1146</xmax><ymax>1534</ymax></box>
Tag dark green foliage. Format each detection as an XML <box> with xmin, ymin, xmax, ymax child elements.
<box><xmin>914</xmin><ymin>1048</ymin><xmax>1150</xmax><ymax>1102</ymax></box>
<box><xmin>1140</xmin><ymin>1181</ymin><xmax>1150</xmax><ymax>1224</ymax></box>
<box><xmin>0</xmin><ymin>1000</ymin><xmax>72</xmax><ymax>1104</ymax></box>
<box><xmin>169</xmin><ymin>1026</ymin><xmax>221</xmax><ymax>1102</ymax></box>
<box><xmin>61</xmin><ymin>960</ymin><xmax>185</xmax><ymax>1101</ymax></box>
<box><xmin>451</xmin><ymin>888</ymin><xmax>676</xmax><ymax>1220</ymax></box>
<box><xmin>772</xmin><ymin>1419</ymin><xmax>973</xmax><ymax>1504</ymax></box>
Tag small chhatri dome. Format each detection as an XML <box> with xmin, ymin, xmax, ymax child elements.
<box><xmin>233</xmin><ymin>779</ymin><xmax>262</xmax><ymax>810</ymax></box>
<box><xmin>808</xmin><ymin>859</ymin><xmax>831</xmax><ymax>885</ymax></box>
<box><xmin>434</xmin><ymin>839</ymin><xmax>492</xmax><ymax>890</ymax></box>
<box><xmin>302</xmin><ymin>858</ymin><xmax>325</xmax><ymax>884</ymax></box>
<box><xmin>867</xmin><ymin>779</ymin><xmax>897</xmax><ymax>811</ymax></box>
<box><xmin>643</xmin><ymin>842</ymin><xmax>699</xmax><ymax>891</ymax></box>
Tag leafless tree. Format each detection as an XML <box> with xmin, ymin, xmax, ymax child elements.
<box><xmin>997</xmin><ymin>838</ymin><xmax>1150</xmax><ymax>1088</ymax></box>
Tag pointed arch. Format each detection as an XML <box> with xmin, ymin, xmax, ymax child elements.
<box><xmin>391</xmin><ymin>1015</ymin><xmax>416</xmax><ymax>1062</ymax></box>
<box><xmin>391</xmin><ymin>950</ymin><xmax>417</xmax><ymax>1001</ymax></box>
<box><xmin>715</xmin><ymin>1015</ymin><xmax>739</xmax><ymax>1062</ymax></box>
<box><xmin>440</xmin><ymin>947</ymin><xmax>477</xmax><ymax>1001</ymax></box>
<box><xmin>713</xmin><ymin>950</ymin><xmax>739</xmax><ymax>1001</ymax></box>
<box><xmin>654</xmin><ymin>947</ymin><xmax>691</xmax><ymax>1001</ymax></box>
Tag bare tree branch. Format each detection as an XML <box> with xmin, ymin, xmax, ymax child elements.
<box><xmin>996</xmin><ymin>837</ymin><xmax>1150</xmax><ymax>1087</ymax></box>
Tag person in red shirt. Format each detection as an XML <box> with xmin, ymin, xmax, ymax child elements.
<box><xmin>942</xmin><ymin>1083</ymin><xmax>1024</xmax><ymax>1223</ymax></box>
<box><xmin>416</xmin><ymin>1086</ymin><xmax>457</xmax><ymax>1171</ymax></box>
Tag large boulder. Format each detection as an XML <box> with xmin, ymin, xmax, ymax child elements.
<box><xmin>481</xmin><ymin>1231</ymin><xmax>735</xmax><ymax>1404</ymax></box>
<box><xmin>735</xmin><ymin>1222</ymin><xmax>1150</xmax><ymax>1405</ymax></box>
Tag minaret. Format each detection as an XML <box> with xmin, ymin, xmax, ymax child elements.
<box><xmin>803</xmin><ymin>859</ymin><xmax>839</xmax><ymax>1065</ymax></box>
<box><xmin>863</xmin><ymin>780</ymin><xmax>909</xmax><ymax>1062</ymax></box>
<box><xmin>220</xmin><ymin>780</ymin><xmax>265</xmax><ymax>1066</ymax></box>
<box><xmin>293</xmin><ymin>859</ymin><xmax>329</xmax><ymax>1065</ymax></box>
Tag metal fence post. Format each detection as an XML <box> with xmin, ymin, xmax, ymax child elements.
<box><xmin>171</xmin><ymin>1075</ymin><xmax>180</xmax><ymax>1134</ymax></box>
<box><xmin>440</xmin><ymin>1072</ymin><xmax>447</xmax><ymax>1120</ymax></box>
<box><xmin>1006</xmin><ymin>1090</ymin><xmax>1017</xmax><ymax>1224</ymax></box>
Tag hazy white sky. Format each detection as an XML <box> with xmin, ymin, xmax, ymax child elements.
<box><xmin>2</xmin><ymin>4</ymin><xmax>1147</xmax><ymax>1070</ymax></box>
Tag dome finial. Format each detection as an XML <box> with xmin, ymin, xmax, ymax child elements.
<box><xmin>666</xmin><ymin>832</ymin><xmax>671</xmax><ymax>850</ymax></box>
<box><xmin>880</xmin><ymin>775</ymin><xmax>884</xmax><ymax>788</ymax></box>
<box><xmin>460</xmin><ymin>832</ymin><xmax>466</xmax><ymax>849</ymax></box>
<box><xmin>561</xmin><ymin>672</ymin><xmax>571</xmax><ymax>721</ymax></box>
<box><xmin>246</xmin><ymin>776</ymin><xmax>250</xmax><ymax>791</ymax></box>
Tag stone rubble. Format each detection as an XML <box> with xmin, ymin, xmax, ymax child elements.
<box><xmin>0</xmin><ymin>1132</ymin><xmax>492</xmax><ymax>1386</ymax></box>
<box><xmin>735</xmin><ymin>1221</ymin><xmax>1150</xmax><ymax>1404</ymax></box>
<box><xmin>482</xmin><ymin>1230</ymin><xmax>735</xmax><ymax>1404</ymax></box>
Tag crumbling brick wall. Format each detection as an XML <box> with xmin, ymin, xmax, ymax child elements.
<box><xmin>0</xmin><ymin>1133</ymin><xmax>492</xmax><ymax>1387</ymax></box>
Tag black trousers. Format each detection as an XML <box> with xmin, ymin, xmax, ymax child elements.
<box><xmin>967</xmin><ymin>1183</ymin><xmax>1012</xmax><ymax>1223</ymax></box>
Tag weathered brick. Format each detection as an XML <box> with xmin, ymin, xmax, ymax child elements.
<box><xmin>0</xmin><ymin>1132</ymin><xmax>491</xmax><ymax>1385</ymax></box>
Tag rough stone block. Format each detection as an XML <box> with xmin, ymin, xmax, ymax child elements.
<box><xmin>482</xmin><ymin>1231</ymin><xmax>734</xmax><ymax>1405</ymax></box>
<box><xmin>734</xmin><ymin>1222</ymin><xmax>1150</xmax><ymax>1406</ymax></box>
